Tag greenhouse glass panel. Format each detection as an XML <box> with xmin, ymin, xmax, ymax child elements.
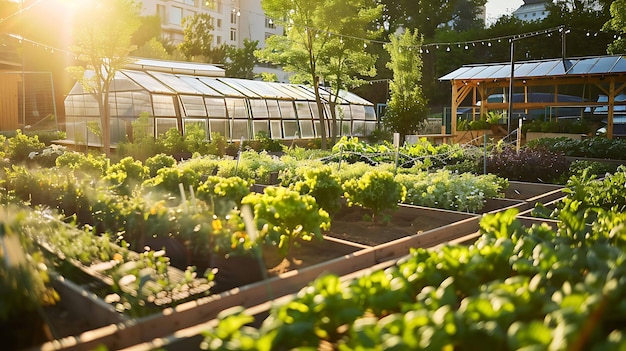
<box><xmin>84</xmin><ymin>95</ymin><xmax>100</xmax><ymax>116</ymax></box>
<box><xmin>64</xmin><ymin>117</ymin><xmax>77</xmax><ymax>141</ymax></box>
<box><xmin>295</xmin><ymin>101</ymin><xmax>312</xmax><ymax>119</ymax></box>
<box><xmin>267</xmin><ymin>100</ymin><xmax>280</xmax><ymax>118</ymax></box>
<box><xmin>132</xmin><ymin>92</ymin><xmax>153</xmax><ymax>116</ymax></box>
<box><xmin>205</xmin><ymin>97</ymin><xmax>227</xmax><ymax>117</ymax></box>
<box><xmin>110</xmin><ymin>92</ymin><xmax>135</xmax><ymax>117</ymax></box>
<box><xmin>153</xmin><ymin>94</ymin><xmax>177</xmax><ymax>116</ymax></box>
<box><xmin>184</xmin><ymin>119</ymin><xmax>209</xmax><ymax>140</ymax></box>
<box><xmin>178</xmin><ymin>75</ymin><xmax>222</xmax><ymax>95</ymax></box>
<box><xmin>64</xmin><ymin>95</ymin><xmax>81</xmax><ymax>116</ymax></box>
<box><xmin>364</xmin><ymin>121</ymin><xmax>377</xmax><ymax>135</ymax></box>
<box><xmin>340</xmin><ymin>119</ymin><xmax>351</xmax><ymax>136</ymax></box>
<box><xmin>111</xmin><ymin>118</ymin><xmax>133</xmax><ymax>144</ymax></box>
<box><xmin>338</xmin><ymin>105</ymin><xmax>351</xmax><ymax>121</ymax></box>
<box><xmin>156</xmin><ymin>118</ymin><xmax>178</xmax><ymax>136</ymax></box>
<box><xmin>313</xmin><ymin>119</ymin><xmax>330</xmax><ymax>138</ymax></box>
<box><xmin>364</xmin><ymin>106</ymin><xmax>376</xmax><ymax>121</ymax></box>
<box><xmin>209</xmin><ymin>119</ymin><xmax>229</xmax><ymax>139</ymax></box>
<box><xmin>231</xmin><ymin>120</ymin><xmax>249</xmax><ymax>140</ymax></box>
<box><xmin>199</xmin><ymin>78</ymin><xmax>246</xmax><ymax>97</ymax></box>
<box><xmin>226</xmin><ymin>98</ymin><xmax>248</xmax><ymax>119</ymax></box>
<box><xmin>249</xmin><ymin>99</ymin><xmax>269</xmax><ymax>117</ymax></box>
<box><xmin>252</xmin><ymin>120</ymin><xmax>269</xmax><ymax>137</ymax></box>
<box><xmin>110</xmin><ymin>71</ymin><xmax>144</xmax><ymax>91</ymax></box>
<box><xmin>350</xmin><ymin>105</ymin><xmax>366</xmax><ymax>120</ymax></box>
<box><xmin>149</xmin><ymin>71</ymin><xmax>201</xmax><ymax>94</ymax></box>
<box><xmin>123</xmin><ymin>70</ymin><xmax>173</xmax><ymax>93</ymax></box>
<box><xmin>278</xmin><ymin>101</ymin><xmax>296</xmax><ymax>119</ymax></box>
<box><xmin>283</xmin><ymin>120</ymin><xmax>299</xmax><ymax>139</ymax></box>
<box><xmin>180</xmin><ymin>95</ymin><xmax>207</xmax><ymax>117</ymax></box>
<box><xmin>299</xmin><ymin>119</ymin><xmax>314</xmax><ymax>138</ymax></box>
<box><xmin>270</xmin><ymin>120</ymin><xmax>282</xmax><ymax>138</ymax></box>
<box><xmin>352</xmin><ymin>120</ymin><xmax>366</xmax><ymax>136</ymax></box>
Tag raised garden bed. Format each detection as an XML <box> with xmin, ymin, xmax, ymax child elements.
<box><xmin>37</xmin><ymin>206</ymin><xmax>481</xmax><ymax>351</ymax></box>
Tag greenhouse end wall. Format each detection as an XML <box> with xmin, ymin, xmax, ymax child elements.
<box><xmin>63</xmin><ymin>70</ymin><xmax>377</xmax><ymax>146</ymax></box>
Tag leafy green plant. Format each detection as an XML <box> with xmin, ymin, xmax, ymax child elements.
<box><xmin>145</xmin><ymin>153</ymin><xmax>177</xmax><ymax>178</ymax></box>
<box><xmin>142</xmin><ymin>166</ymin><xmax>201</xmax><ymax>200</ymax></box>
<box><xmin>0</xmin><ymin>208</ymin><xmax>58</xmax><ymax>322</ymax></box>
<box><xmin>202</xmin><ymin>203</ymin><xmax>626</xmax><ymax>350</ymax></box>
<box><xmin>104</xmin><ymin>157</ymin><xmax>149</xmax><ymax>196</ymax></box>
<box><xmin>526</xmin><ymin>136</ymin><xmax>626</xmax><ymax>160</ymax></box>
<box><xmin>342</xmin><ymin>170</ymin><xmax>406</xmax><ymax>221</ymax></box>
<box><xmin>395</xmin><ymin>170</ymin><xmax>507</xmax><ymax>212</ymax></box>
<box><xmin>241</xmin><ymin>186</ymin><xmax>330</xmax><ymax>259</ymax></box>
<box><xmin>487</xmin><ymin>145</ymin><xmax>569</xmax><ymax>183</ymax></box>
<box><xmin>246</xmin><ymin>131</ymin><xmax>283</xmax><ymax>152</ymax></box>
<box><xmin>7</xmin><ymin>129</ymin><xmax>45</xmax><ymax>164</ymax></box>
<box><xmin>55</xmin><ymin>151</ymin><xmax>108</xmax><ymax>177</ymax></box>
<box><xmin>291</xmin><ymin>165</ymin><xmax>343</xmax><ymax>217</ymax></box>
<box><xmin>196</xmin><ymin>176</ymin><xmax>251</xmax><ymax>216</ymax></box>
<box><xmin>485</xmin><ymin>111</ymin><xmax>504</xmax><ymax>124</ymax></box>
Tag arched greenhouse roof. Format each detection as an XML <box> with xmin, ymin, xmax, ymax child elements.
<box><xmin>63</xmin><ymin>59</ymin><xmax>377</xmax><ymax>147</ymax></box>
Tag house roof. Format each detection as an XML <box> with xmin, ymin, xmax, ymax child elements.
<box><xmin>439</xmin><ymin>55</ymin><xmax>626</xmax><ymax>81</ymax></box>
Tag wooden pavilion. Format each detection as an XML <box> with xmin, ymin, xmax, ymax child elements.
<box><xmin>439</xmin><ymin>55</ymin><xmax>626</xmax><ymax>139</ymax></box>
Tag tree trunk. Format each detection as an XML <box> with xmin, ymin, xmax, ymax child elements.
<box><xmin>329</xmin><ymin>101</ymin><xmax>338</xmax><ymax>145</ymax></box>
<box><xmin>101</xmin><ymin>82</ymin><xmax>111</xmax><ymax>158</ymax></box>
<box><xmin>313</xmin><ymin>76</ymin><xmax>327</xmax><ymax>149</ymax></box>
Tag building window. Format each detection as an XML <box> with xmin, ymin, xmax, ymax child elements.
<box><xmin>230</xmin><ymin>28</ymin><xmax>237</xmax><ymax>42</ymax></box>
<box><xmin>217</xmin><ymin>18</ymin><xmax>222</xmax><ymax>28</ymax></box>
<box><xmin>157</xmin><ymin>5</ymin><xmax>166</xmax><ymax>24</ymax></box>
<box><xmin>265</xmin><ymin>17</ymin><xmax>275</xmax><ymax>29</ymax></box>
<box><xmin>231</xmin><ymin>10</ymin><xmax>239</xmax><ymax>24</ymax></box>
<box><xmin>203</xmin><ymin>0</ymin><xmax>215</xmax><ymax>10</ymax></box>
<box><xmin>216</xmin><ymin>36</ymin><xmax>222</xmax><ymax>45</ymax></box>
<box><xmin>169</xmin><ymin>6</ymin><xmax>183</xmax><ymax>25</ymax></box>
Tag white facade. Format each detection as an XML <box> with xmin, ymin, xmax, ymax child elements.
<box><xmin>140</xmin><ymin>0</ymin><xmax>287</xmax><ymax>80</ymax></box>
<box><xmin>512</xmin><ymin>0</ymin><xmax>550</xmax><ymax>22</ymax></box>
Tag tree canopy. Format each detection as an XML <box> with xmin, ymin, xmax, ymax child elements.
<box><xmin>258</xmin><ymin>0</ymin><xmax>382</xmax><ymax>148</ymax></box>
<box><xmin>604</xmin><ymin>0</ymin><xmax>626</xmax><ymax>53</ymax></box>
<box><xmin>179</xmin><ymin>13</ymin><xmax>214</xmax><ymax>61</ymax></box>
<box><xmin>67</xmin><ymin>0</ymin><xmax>141</xmax><ymax>156</ymax></box>
<box><xmin>383</xmin><ymin>29</ymin><xmax>428</xmax><ymax>141</ymax></box>
<box><xmin>224</xmin><ymin>38</ymin><xmax>258</xmax><ymax>79</ymax></box>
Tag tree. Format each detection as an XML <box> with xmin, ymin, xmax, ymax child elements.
<box><xmin>179</xmin><ymin>13</ymin><xmax>214</xmax><ymax>61</ymax></box>
<box><xmin>224</xmin><ymin>38</ymin><xmax>258</xmax><ymax>79</ymax></box>
<box><xmin>67</xmin><ymin>0</ymin><xmax>141</xmax><ymax>157</ymax></box>
<box><xmin>316</xmin><ymin>1</ymin><xmax>382</xmax><ymax>144</ymax></box>
<box><xmin>604</xmin><ymin>0</ymin><xmax>626</xmax><ymax>54</ymax></box>
<box><xmin>258</xmin><ymin>0</ymin><xmax>382</xmax><ymax>149</ymax></box>
<box><xmin>380</xmin><ymin>0</ymin><xmax>486</xmax><ymax>39</ymax></box>
<box><xmin>383</xmin><ymin>29</ymin><xmax>428</xmax><ymax>142</ymax></box>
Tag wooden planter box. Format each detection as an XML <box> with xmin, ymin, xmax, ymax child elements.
<box><xmin>37</xmin><ymin>205</ymin><xmax>480</xmax><ymax>351</ymax></box>
<box><xmin>503</xmin><ymin>181</ymin><xmax>565</xmax><ymax>212</ymax></box>
<box><xmin>478</xmin><ymin>197</ymin><xmax>526</xmax><ymax>214</ymax></box>
<box><xmin>525</xmin><ymin>132</ymin><xmax>585</xmax><ymax>143</ymax></box>
<box><xmin>121</xmin><ymin>209</ymin><xmax>564</xmax><ymax>351</ymax></box>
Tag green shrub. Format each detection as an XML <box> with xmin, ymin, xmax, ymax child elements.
<box><xmin>145</xmin><ymin>153</ymin><xmax>177</xmax><ymax>178</ymax></box>
<box><xmin>342</xmin><ymin>170</ymin><xmax>406</xmax><ymax>220</ymax></box>
<box><xmin>7</xmin><ymin>130</ymin><xmax>45</xmax><ymax>164</ymax></box>
<box><xmin>487</xmin><ymin>146</ymin><xmax>569</xmax><ymax>183</ymax></box>
<box><xmin>292</xmin><ymin>165</ymin><xmax>343</xmax><ymax>217</ymax></box>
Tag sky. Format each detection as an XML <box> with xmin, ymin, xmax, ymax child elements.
<box><xmin>485</xmin><ymin>0</ymin><xmax>524</xmax><ymax>24</ymax></box>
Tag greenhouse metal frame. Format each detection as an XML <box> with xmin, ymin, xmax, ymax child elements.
<box><xmin>64</xmin><ymin>60</ymin><xmax>377</xmax><ymax>146</ymax></box>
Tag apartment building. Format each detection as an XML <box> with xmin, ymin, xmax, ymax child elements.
<box><xmin>512</xmin><ymin>0</ymin><xmax>551</xmax><ymax>22</ymax></box>
<box><xmin>140</xmin><ymin>0</ymin><xmax>288</xmax><ymax>81</ymax></box>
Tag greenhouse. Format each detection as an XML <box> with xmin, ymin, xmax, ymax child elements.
<box><xmin>63</xmin><ymin>59</ymin><xmax>377</xmax><ymax>146</ymax></box>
